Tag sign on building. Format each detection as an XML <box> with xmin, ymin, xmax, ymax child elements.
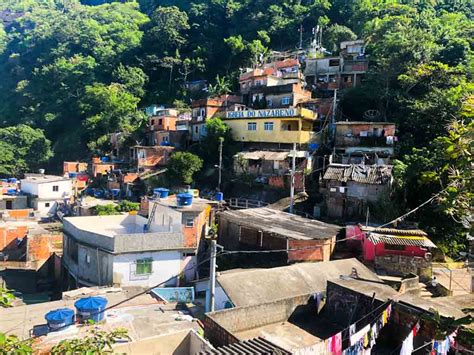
<box><xmin>226</xmin><ymin>108</ymin><xmax>297</xmax><ymax>119</ymax></box>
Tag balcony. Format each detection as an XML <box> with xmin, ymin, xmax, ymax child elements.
<box><xmin>342</xmin><ymin>60</ymin><xmax>368</xmax><ymax>73</ymax></box>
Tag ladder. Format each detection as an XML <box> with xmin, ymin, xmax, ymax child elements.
<box><xmin>145</xmin><ymin>200</ymin><xmax>158</xmax><ymax>232</ymax></box>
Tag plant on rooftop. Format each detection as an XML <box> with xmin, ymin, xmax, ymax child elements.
<box><xmin>0</xmin><ymin>332</ymin><xmax>33</xmax><ymax>354</ymax></box>
<box><xmin>51</xmin><ymin>328</ymin><xmax>130</xmax><ymax>354</ymax></box>
<box><xmin>0</xmin><ymin>288</ymin><xmax>14</xmax><ymax>308</ymax></box>
<box><xmin>94</xmin><ymin>204</ymin><xmax>121</xmax><ymax>216</ymax></box>
<box><xmin>116</xmin><ymin>200</ymin><xmax>140</xmax><ymax>212</ymax></box>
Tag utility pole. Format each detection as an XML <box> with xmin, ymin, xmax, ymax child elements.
<box><xmin>217</xmin><ymin>137</ymin><xmax>223</xmax><ymax>191</ymax></box>
<box><xmin>289</xmin><ymin>143</ymin><xmax>296</xmax><ymax>214</ymax></box>
<box><xmin>209</xmin><ymin>239</ymin><xmax>217</xmax><ymax>312</ymax></box>
<box><xmin>299</xmin><ymin>23</ymin><xmax>303</xmax><ymax>50</ymax></box>
<box><xmin>332</xmin><ymin>89</ymin><xmax>337</xmax><ymax>125</ymax></box>
<box><xmin>365</xmin><ymin>207</ymin><xmax>370</xmax><ymax>227</ymax></box>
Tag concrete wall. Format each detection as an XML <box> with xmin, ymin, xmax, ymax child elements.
<box><xmin>374</xmin><ymin>255</ymin><xmax>431</xmax><ymax>281</ymax></box>
<box><xmin>0</xmin><ymin>195</ymin><xmax>28</xmax><ymax>210</ymax></box>
<box><xmin>205</xmin><ymin>294</ymin><xmax>311</xmax><ymax>346</ymax></box>
<box><xmin>113</xmin><ymin>250</ymin><xmax>181</xmax><ymax>287</ymax></box>
<box><xmin>21</xmin><ymin>179</ymin><xmax>72</xmax><ymax>200</ymax></box>
<box><xmin>326</xmin><ymin>281</ymin><xmax>383</xmax><ymax>326</ymax></box>
<box><xmin>63</xmin><ymin>232</ymin><xmax>184</xmax><ymax>287</ymax></box>
<box><xmin>224</xmin><ymin>118</ymin><xmax>314</xmax><ymax>144</ymax></box>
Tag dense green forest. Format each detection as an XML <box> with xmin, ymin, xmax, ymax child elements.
<box><xmin>0</xmin><ymin>0</ymin><xmax>472</xmax><ymax>253</ymax></box>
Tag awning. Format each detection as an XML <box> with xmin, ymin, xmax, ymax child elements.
<box><xmin>367</xmin><ymin>233</ymin><xmax>437</xmax><ymax>248</ymax></box>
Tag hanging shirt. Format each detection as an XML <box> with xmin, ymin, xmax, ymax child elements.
<box><xmin>350</xmin><ymin>324</ymin><xmax>371</xmax><ymax>346</ymax></box>
<box><xmin>400</xmin><ymin>329</ymin><xmax>414</xmax><ymax>355</ymax></box>
<box><xmin>329</xmin><ymin>332</ymin><xmax>342</xmax><ymax>355</ymax></box>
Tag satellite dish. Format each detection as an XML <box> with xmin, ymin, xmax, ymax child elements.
<box><xmin>363</xmin><ymin>109</ymin><xmax>381</xmax><ymax>120</ymax></box>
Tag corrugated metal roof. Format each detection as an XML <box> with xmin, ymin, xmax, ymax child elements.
<box><xmin>322</xmin><ymin>164</ymin><xmax>393</xmax><ymax>185</ymax></box>
<box><xmin>199</xmin><ymin>337</ymin><xmax>292</xmax><ymax>354</ymax></box>
<box><xmin>361</xmin><ymin>226</ymin><xmax>427</xmax><ymax>237</ymax></box>
<box><xmin>368</xmin><ymin>233</ymin><xmax>437</xmax><ymax>248</ymax></box>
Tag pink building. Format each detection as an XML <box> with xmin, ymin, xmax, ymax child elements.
<box><xmin>346</xmin><ymin>225</ymin><xmax>436</xmax><ymax>262</ymax></box>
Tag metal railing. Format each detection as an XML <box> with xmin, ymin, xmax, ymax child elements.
<box><xmin>226</xmin><ymin>198</ymin><xmax>268</xmax><ymax>209</ymax></box>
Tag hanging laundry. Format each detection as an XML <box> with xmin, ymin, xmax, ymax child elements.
<box><xmin>349</xmin><ymin>324</ymin><xmax>356</xmax><ymax>337</ymax></box>
<box><xmin>350</xmin><ymin>324</ymin><xmax>371</xmax><ymax>346</ymax></box>
<box><xmin>399</xmin><ymin>328</ymin><xmax>414</xmax><ymax>355</ymax></box>
<box><xmin>328</xmin><ymin>332</ymin><xmax>342</xmax><ymax>355</ymax></box>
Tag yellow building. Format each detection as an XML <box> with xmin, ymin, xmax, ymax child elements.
<box><xmin>223</xmin><ymin>108</ymin><xmax>317</xmax><ymax>144</ymax></box>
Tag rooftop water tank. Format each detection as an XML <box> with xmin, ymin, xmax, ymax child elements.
<box><xmin>68</xmin><ymin>172</ymin><xmax>78</xmax><ymax>178</ymax></box>
<box><xmin>94</xmin><ymin>189</ymin><xmax>105</xmax><ymax>198</ymax></box>
<box><xmin>6</xmin><ymin>188</ymin><xmax>17</xmax><ymax>196</ymax></box>
<box><xmin>8</xmin><ymin>178</ymin><xmax>17</xmax><ymax>184</ymax></box>
<box><xmin>111</xmin><ymin>189</ymin><xmax>120</xmax><ymax>197</ymax></box>
<box><xmin>216</xmin><ymin>192</ymin><xmax>224</xmax><ymax>202</ymax></box>
<box><xmin>188</xmin><ymin>189</ymin><xmax>199</xmax><ymax>198</ymax></box>
<box><xmin>44</xmin><ymin>308</ymin><xmax>75</xmax><ymax>331</ymax></box>
<box><xmin>153</xmin><ymin>188</ymin><xmax>169</xmax><ymax>198</ymax></box>
<box><xmin>74</xmin><ymin>296</ymin><xmax>108</xmax><ymax>323</ymax></box>
<box><xmin>176</xmin><ymin>193</ymin><xmax>193</xmax><ymax>207</ymax></box>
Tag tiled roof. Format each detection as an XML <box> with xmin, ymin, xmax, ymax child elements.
<box><xmin>199</xmin><ymin>337</ymin><xmax>292</xmax><ymax>354</ymax></box>
<box><xmin>368</xmin><ymin>233</ymin><xmax>437</xmax><ymax>248</ymax></box>
<box><xmin>323</xmin><ymin>164</ymin><xmax>393</xmax><ymax>185</ymax></box>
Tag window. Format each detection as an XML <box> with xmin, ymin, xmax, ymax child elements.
<box><xmin>264</xmin><ymin>122</ymin><xmax>274</xmax><ymax>131</ymax></box>
<box><xmin>85</xmin><ymin>253</ymin><xmax>91</xmax><ymax>264</ymax></box>
<box><xmin>281</xmin><ymin>97</ymin><xmax>290</xmax><ymax>105</ymax></box>
<box><xmin>45</xmin><ymin>202</ymin><xmax>50</xmax><ymax>207</ymax></box>
<box><xmin>136</xmin><ymin>258</ymin><xmax>153</xmax><ymax>275</ymax></box>
<box><xmin>158</xmin><ymin>119</ymin><xmax>163</xmax><ymax>125</ymax></box>
<box><xmin>52</xmin><ymin>185</ymin><xmax>59</xmax><ymax>192</ymax></box>
<box><xmin>195</xmin><ymin>126</ymin><xmax>199</xmax><ymax>133</ymax></box>
<box><xmin>267</xmin><ymin>99</ymin><xmax>273</xmax><ymax>107</ymax></box>
<box><xmin>247</xmin><ymin>122</ymin><xmax>257</xmax><ymax>131</ymax></box>
<box><xmin>6</xmin><ymin>200</ymin><xmax>12</xmax><ymax>210</ymax></box>
<box><xmin>329</xmin><ymin>59</ymin><xmax>340</xmax><ymax>67</ymax></box>
<box><xmin>185</xmin><ymin>218</ymin><xmax>194</xmax><ymax>228</ymax></box>
<box><xmin>151</xmin><ymin>119</ymin><xmax>155</xmax><ymax>125</ymax></box>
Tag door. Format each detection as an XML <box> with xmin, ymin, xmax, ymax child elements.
<box><xmin>6</xmin><ymin>200</ymin><xmax>13</xmax><ymax>209</ymax></box>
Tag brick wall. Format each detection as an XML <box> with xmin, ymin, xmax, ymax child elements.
<box><xmin>288</xmin><ymin>239</ymin><xmax>328</xmax><ymax>262</ymax></box>
<box><xmin>27</xmin><ymin>234</ymin><xmax>62</xmax><ymax>261</ymax></box>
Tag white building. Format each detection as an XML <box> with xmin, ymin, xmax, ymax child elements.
<box><xmin>62</xmin><ymin>214</ymin><xmax>197</xmax><ymax>288</ymax></box>
<box><xmin>20</xmin><ymin>174</ymin><xmax>72</xmax><ymax>217</ymax></box>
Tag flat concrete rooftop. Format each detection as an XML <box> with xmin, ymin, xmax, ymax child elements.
<box><xmin>0</xmin><ymin>288</ymin><xmax>202</xmax><ymax>352</ymax></box>
<box><xmin>219</xmin><ymin>207</ymin><xmax>341</xmax><ymax>240</ymax></box>
<box><xmin>64</xmin><ymin>215</ymin><xmax>147</xmax><ymax>238</ymax></box>
<box><xmin>150</xmin><ymin>195</ymin><xmax>215</xmax><ymax>213</ymax></box>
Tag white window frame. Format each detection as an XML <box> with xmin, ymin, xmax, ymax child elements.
<box><xmin>185</xmin><ymin>218</ymin><xmax>194</xmax><ymax>228</ymax></box>
<box><xmin>264</xmin><ymin>122</ymin><xmax>274</xmax><ymax>131</ymax></box>
<box><xmin>52</xmin><ymin>185</ymin><xmax>59</xmax><ymax>192</ymax></box>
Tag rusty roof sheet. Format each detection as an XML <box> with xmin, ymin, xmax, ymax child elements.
<box><xmin>368</xmin><ymin>233</ymin><xmax>437</xmax><ymax>248</ymax></box>
<box><xmin>322</xmin><ymin>164</ymin><xmax>393</xmax><ymax>185</ymax></box>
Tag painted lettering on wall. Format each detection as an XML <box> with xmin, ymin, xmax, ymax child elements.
<box><xmin>226</xmin><ymin>108</ymin><xmax>297</xmax><ymax>119</ymax></box>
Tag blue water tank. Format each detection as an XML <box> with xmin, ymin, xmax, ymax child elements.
<box><xmin>45</xmin><ymin>308</ymin><xmax>75</xmax><ymax>331</ymax></box>
<box><xmin>6</xmin><ymin>188</ymin><xmax>17</xmax><ymax>195</ymax></box>
<box><xmin>74</xmin><ymin>296</ymin><xmax>108</xmax><ymax>323</ymax></box>
<box><xmin>101</xmin><ymin>156</ymin><xmax>109</xmax><ymax>163</ymax></box>
<box><xmin>216</xmin><ymin>192</ymin><xmax>224</xmax><ymax>201</ymax></box>
<box><xmin>176</xmin><ymin>193</ymin><xmax>193</xmax><ymax>207</ymax></box>
<box><xmin>153</xmin><ymin>188</ymin><xmax>169</xmax><ymax>198</ymax></box>
<box><xmin>8</xmin><ymin>178</ymin><xmax>17</xmax><ymax>184</ymax></box>
<box><xmin>111</xmin><ymin>189</ymin><xmax>120</xmax><ymax>197</ymax></box>
<box><xmin>1</xmin><ymin>179</ymin><xmax>8</xmax><ymax>183</ymax></box>
<box><xmin>94</xmin><ymin>190</ymin><xmax>105</xmax><ymax>198</ymax></box>
<box><xmin>68</xmin><ymin>172</ymin><xmax>78</xmax><ymax>178</ymax></box>
<box><xmin>308</xmin><ymin>143</ymin><xmax>319</xmax><ymax>151</ymax></box>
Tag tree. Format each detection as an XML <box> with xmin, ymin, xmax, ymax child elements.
<box><xmin>0</xmin><ymin>125</ymin><xmax>53</xmax><ymax>176</ymax></box>
<box><xmin>0</xmin><ymin>288</ymin><xmax>14</xmax><ymax>308</ymax></box>
<box><xmin>208</xmin><ymin>75</ymin><xmax>231</xmax><ymax>98</ymax></box>
<box><xmin>0</xmin><ymin>333</ymin><xmax>32</xmax><ymax>354</ymax></box>
<box><xmin>116</xmin><ymin>200</ymin><xmax>140</xmax><ymax>212</ymax></box>
<box><xmin>323</xmin><ymin>24</ymin><xmax>357</xmax><ymax>53</ymax></box>
<box><xmin>167</xmin><ymin>152</ymin><xmax>202</xmax><ymax>186</ymax></box>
